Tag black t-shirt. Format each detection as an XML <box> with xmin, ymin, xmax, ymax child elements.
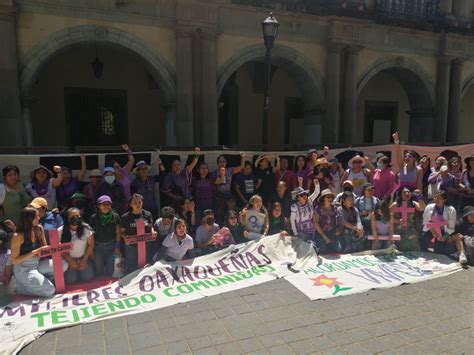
<box><xmin>120</xmin><ymin>210</ymin><xmax>154</xmax><ymax>246</ymax></box>
<box><xmin>90</xmin><ymin>212</ymin><xmax>121</xmax><ymax>243</ymax></box>
<box><xmin>255</xmin><ymin>167</ymin><xmax>275</xmax><ymax>202</ymax></box>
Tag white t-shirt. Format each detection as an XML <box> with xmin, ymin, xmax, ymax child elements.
<box><xmin>58</xmin><ymin>226</ymin><xmax>93</xmax><ymax>258</ymax></box>
<box><xmin>162</xmin><ymin>233</ymin><xmax>194</xmax><ymax>260</ymax></box>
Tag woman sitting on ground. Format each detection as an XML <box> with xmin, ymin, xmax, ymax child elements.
<box><xmin>11</xmin><ymin>207</ymin><xmax>68</xmax><ymax>296</ymax></box>
<box><xmin>240</xmin><ymin>195</ymin><xmax>269</xmax><ymax>240</ymax></box>
<box><xmin>390</xmin><ymin>187</ymin><xmax>425</xmax><ymax>252</ymax></box>
<box><xmin>59</xmin><ymin>208</ymin><xmax>95</xmax><ymax>284</ymax></box>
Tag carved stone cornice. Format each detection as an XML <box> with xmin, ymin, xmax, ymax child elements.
<box><xmin>441</xmin><ymin>33</ymin><xmax>467</xmax><ymax>57</ymax></box>
<box><xmin>329</xmin><ymin>20</ymin><xmax>363</xmax><ymax>47</ymax></box>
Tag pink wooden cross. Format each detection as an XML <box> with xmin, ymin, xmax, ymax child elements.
<box><xmin>394</xmin><ymin>201</ymin><xmax>415</xmax><ymax>227</ymax></box>
<box><xmin>427</xmin><ymin>215</ymin><xmax>449</xmax><ymax>238</ymax></box>
<box><xmin>368</xmin><ymin>235</ymin><xmax>401</xmax><ymax>241</ymax></box>
<box><xmin>38</xmin><ymin>230</ymin><xmax>72</xmax><ymax>293</ymax></box>
<box><xmin>124</xmin><ymin>220</ymin><xmax>155</xmax><ymax>268</ymax></box>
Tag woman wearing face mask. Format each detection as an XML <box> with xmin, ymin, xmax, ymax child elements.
<box><xmin>11</xmin><ymin>207</ymin><xmax>68</xmax><ymax>296</ymax></box>
<box><xmin>59</xmin><ymin>208</ymin><xmax>95</xmax><ymax>284</ymax></box>
<box><xmin>98</xmin><ymin>167</ymin><xmax>126</xmax><ymax>216</ymax></box>
<box><xmin>0</xmin><ymin>165</ymin><xmax>31</xmax><ymax>224</ymax></box>
<box><xmin>56</xmin><ymin>154</ymin><xmax>87</xmax><ymax>210</ymax></box>
<box><xmin>392</xmin><ymin>132</ymin><xmax>423</xmax><ymax>192</ymax></box>
<box><xmin>26</xmin><ymin>165</ymin><xmax>63</xmax><ymax>209</ymax></box>
<box><xmin>240</xmin><ymin>195</ymin><xmax>269</xmax><ymax>240</ymax></box>
<box><xmin>372</xmin><ymin>156</ymin><xmax>395</xmax><ymax>202</ymax></box>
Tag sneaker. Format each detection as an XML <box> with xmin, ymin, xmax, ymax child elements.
<box><xmin>459</xmin><ymin>254</ymin><xmax>468</xmax><ymax>266</ymax></box>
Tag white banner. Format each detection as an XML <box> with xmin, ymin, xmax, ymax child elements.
<box><xmin>286</xmin><ymin>252</ymin><xmax>462</xmax><ymax>300</ymax></box>
<box><xmin>0</xmin><ymin>235</ymin><xmax>313</xmax><ymax>355</ymax></box>
<box><xmin>0</xmin><ymin>236</ymin><xmax>462</xmax><ymax>355</ymax></box>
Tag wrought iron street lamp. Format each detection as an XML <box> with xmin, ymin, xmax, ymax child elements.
<box><xmin>261</xmin><ymin>12</ymin><xmax>279</xmax><ymax>145</ymax></box>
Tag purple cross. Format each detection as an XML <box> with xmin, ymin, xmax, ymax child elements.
<box><xmin>394</xmin><ymin>201</ymin><xmax>415</xmax><ymax>227</ymax></box>
<box><xmin>427</xmin><ymin>215</ymin><xmax>449</xmax><ymax>238</ymax></box>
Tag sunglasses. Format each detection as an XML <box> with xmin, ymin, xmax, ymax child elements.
<box><xmin>404</xmin><ymin>155</ymin><xmax>414</xmax><ymax>159</ymax></box>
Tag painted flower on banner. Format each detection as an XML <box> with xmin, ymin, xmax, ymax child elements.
<box><xmin>310</xmin><ymin>275</ymin><xmax>352</xmax><ymax>296</ymax></box>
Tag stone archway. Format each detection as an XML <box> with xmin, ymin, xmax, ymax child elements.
<box><xmin>20</xmin><ymin>25</ymin><xmax>176</xmax><ymax>102</ymax></box>
<box><xmin>217</xmin><ymin>44</ymin><xmax>326</xmax><ymax>144</ymax></box>
<box><xmin>19</xmin><ymin>25</ymin><xmax>177</xmax><ymax>146</ymax></box>
<box><xmin>357</xmin><ymin>56</ymin><xmax>436</xmax><ymax>142</ymax></box>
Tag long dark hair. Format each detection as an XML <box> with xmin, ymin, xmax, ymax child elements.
<box><xmin>293</xmin><ymin>155</ymin><xmax>307</xmax><ymax>172</ymax></box>
<box><xmin>61</xmin><ymin>208</ymin><xmax>90</xmax><ymax>242</ymax></box>
<box><xmin>395</xmin><ymin>186</ymin><xmax>415</xmax><ymax>206</ymax></box>
<box><xmin>270</xmin><ymin>202</ymin><xmax>286</xmax><ymax>225</ymax></box>
<box><xmin>16</xmin><ymin>207</ymin><xmax>39</xmax><ymax>243</ymax></box>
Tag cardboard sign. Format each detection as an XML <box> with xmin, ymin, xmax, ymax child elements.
<box><xmin>38</xmin><ymin>243</ymin><xmax>73</xmax><ymax>258</ymax></box>
<box><xmin>125</xmin><ymin>220</ymin><xmax>155</xmax><ymax>267</ymax></box>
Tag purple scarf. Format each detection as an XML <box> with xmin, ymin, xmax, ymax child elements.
<box><xmin>32</xmin><ymin>178</ymin><xmax>50</xmax><ymax>196</ymax></box>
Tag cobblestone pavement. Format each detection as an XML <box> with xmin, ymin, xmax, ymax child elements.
<box><xmin>20</xmin><ymin>268</ymin><xmax>473</xmax><ymax>354</ymax></box>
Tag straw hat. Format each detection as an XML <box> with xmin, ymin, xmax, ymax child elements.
<box><xmin>318</xmin><ymin>189</ymin><xmax>335</xmax><ymax>202</ymax></box>
<box><xmin>348</xmin><ymin>155</ymin><xmax>366</xmax><ymax>168</ymax></box>
<box><xmin>133</xmin><ymin>160</ymin><xmax>151</xmax><ymax>174</ymax></box>
<box><xmin>254</xmin><ymin>155</ymin><xmax>274</xmax><ymax>168</ymax></box>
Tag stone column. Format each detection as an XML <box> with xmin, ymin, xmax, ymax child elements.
<box><xmin>447</xmin><ymin>57</ymin><xmax>464</xmax><ymax>142</ymax></box>
<box><xmin>175</xmin><ymin>29</ymin><xmax>194</xmax><ymax>146</ymax></box>
<box><xmin>200</xmin><ymin>31</ymin><xmax>218</xmax><ymax>145</ymax></box>
<box><xmin>325</xmin><ymin>44</ymin><xmax>343</xmax><ymax>144</ymax></box>
<box><xmin>342</xmin><ymin>45</ymin><xmax>361</xmax><ymax>144</ymax></box>
<box><xmin>163</xmin><ymin>103</ymin><xmax>177</xmax><ymax>145</ymax></box>
<box><xmin>435</xmin><ymin>55</ymin><xmax>451</xmax><ymax>143</ymax></box>
<box><xmin>440</xmin><ymin>0</ymin><xmax>453</xmax><ymax>13</ymax></box>
<box><xmin>0</xmin><ymin>2</ymin><xmax>23</xmax><ymax>146</ymax></box>
<box><xmin>452</xmin><ymin>0</ymin><xmax>467</xmax><ymax>16</ymax></box>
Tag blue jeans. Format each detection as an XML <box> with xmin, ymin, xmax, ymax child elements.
<box><xmin>14</xmin><ymin>257</ymin><xmax>68</xmax><ymax>297</ymax></box>
<box><xmin>314</xmin><ymin>235</ymin><xmax>342</xmax><ymax>254</ymax></box>
<box><xmin>64</xmin><ymin>259</ymin><xmax>94</xmax><ymax>284</ymax></box>
<box><xmin>94</xmin><ymin>240</ymin><xmax>115</xmax><ymax>276</ymax></box>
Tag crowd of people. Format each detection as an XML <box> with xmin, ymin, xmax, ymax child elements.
<box><xmin>0</xmin><ymin>135</ymin><xmax>473</xmax><ymax>301</ymax></box>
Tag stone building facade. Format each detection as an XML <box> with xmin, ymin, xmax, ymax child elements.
<box><xmin>0</xmin><ymin>0</ymin><xmax>473</xmax><ymax>149</ymax></box>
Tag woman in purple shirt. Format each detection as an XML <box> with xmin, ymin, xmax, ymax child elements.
<box><xmin>56</xmin><ymin>154</ymin><xmax>87</xmax><ymax>211</ymax></box>
<box><xmin>161</xmin><ymin>148</ymin><xmax>201</xmax><ymax>210</ymax></box>
<box><xmin>131</xmin><ymin>159</ymin><xmax>165</xmax><ymax>219</ymax></box>
<box><xmin>293</xmin><ymin>155</ymin><xmax>311</xmax><ymax>191</ymax></box>
<box><xmin>109</xmin><ymin>144</ymin><xmax>135</xmax><ymax>200</ymax></box>
<box><xmin>192</xmin><ymin>162</ymin><xmax>215</xmax><ymax>220</ymax></box>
